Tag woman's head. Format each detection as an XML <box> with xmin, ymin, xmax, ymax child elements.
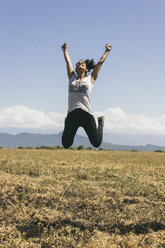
<box><xmin>76</xmin><ymin>59</ymin><xmax>95</xmax><ymax>75</ymax></box>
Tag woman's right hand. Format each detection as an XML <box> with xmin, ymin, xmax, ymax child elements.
<box><xmin>61</xmin><ymin>43</ymin><xmax>67</xmax><ymax>52</ymax></box>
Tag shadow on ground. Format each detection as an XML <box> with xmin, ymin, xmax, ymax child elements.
<box><xmin>16</xmin><ymin>218</ymin><xmax>165</xmax><ymax>239</ymax></box>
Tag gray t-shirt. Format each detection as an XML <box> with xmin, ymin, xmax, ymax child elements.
<box><xmin>68</xmin><ymin>73</ymin><xmax>93</xmax><ymax>114</ymax></box>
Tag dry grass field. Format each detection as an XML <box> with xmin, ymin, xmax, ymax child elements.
<box><xmin>0</xmin><ymin>149</ymin><xmax>165</xmax><ymax>248</ymax></box>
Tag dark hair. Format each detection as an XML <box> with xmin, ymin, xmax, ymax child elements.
<box><xmin>85</xmin><ymin>59</ymin><xmax>96</xmax><ymax>72</ymax></box>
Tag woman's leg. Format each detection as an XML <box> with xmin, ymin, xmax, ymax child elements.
<box><xmin>62</xmin><ymin>111</ymin><xmax>79</xmax><ymax>149</ymax></box>
<box><xmin>82</xmin><ymin>111</ymin><xmax>103</xmax><ymax>148</ymax></box>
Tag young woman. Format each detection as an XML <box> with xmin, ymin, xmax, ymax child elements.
<box><xmin>61</xmin><ymin>42</ymin><xmax>112</xmax><ymax>148</ymax></box>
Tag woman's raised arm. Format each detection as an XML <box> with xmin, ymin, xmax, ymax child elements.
<box><xmin>91</xmin><ymin>43</ymin><xmax>112</xmax><ymax>83</ymax></box>
<box><xmin>61</xmin><ymin>43</ymin><xmax>74</xmax><ymax>79</ymax></box>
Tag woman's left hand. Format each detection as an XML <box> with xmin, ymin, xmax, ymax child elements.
<box><xmin>105</xmin><ymin>43</ymin><xmax>112</xmax><ymax>52</ymax></box>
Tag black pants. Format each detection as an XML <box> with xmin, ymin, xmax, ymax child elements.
<box><xmin>62</xmin><ymin>108</ymin><xmax>103</xmax><ymax>148</ymax></box>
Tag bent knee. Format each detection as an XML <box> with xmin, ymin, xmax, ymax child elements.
<box><xmin>62</xmin><ymin>137</ymin><xmax>73</xmax><ymax>149</ymax></box>
<box><xmin>93</xmin><ymin>143</ymin><xmax>101</xmax><ymax>148</ymax></box>
<box><xmin>62</xmin><ymin>143</ymin><xmax>72</xmax><ymax>149</ymax></box>
<box><xmin>91</xmin><ymin>140</ymin><xmax>102</xmax><ymax>148</ymax></box>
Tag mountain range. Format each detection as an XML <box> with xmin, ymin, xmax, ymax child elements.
<box><xmin>0</xmin><ymin>132</ymin><xmax>165</xmax><ymax>151</ymax></box>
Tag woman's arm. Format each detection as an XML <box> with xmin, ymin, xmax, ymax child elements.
<box><xmin>91</xmin><ymin>43</ymin><xmax>112</xmax><ymax>83</ymax></box>
<box><xmin>61</xmin><ymin>43</ymin><xmax>74</xmax><ymax>79</ymax></box>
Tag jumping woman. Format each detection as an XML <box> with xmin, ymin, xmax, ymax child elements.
<box><xmin>61</xmin><ymin>42</ymin><xmax>112</xmax><ymax>149</ymax></box>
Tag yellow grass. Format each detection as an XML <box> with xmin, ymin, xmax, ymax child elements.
<box><xmin>0</xmin><ymin>149</ymin><xmax>165</xmax><ymax>247</ymax></box>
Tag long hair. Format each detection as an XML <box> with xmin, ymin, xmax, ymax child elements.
<box><xmin>85</xmin><ymin>59</ymin><xmax>96</xmax><ymax>72</ymax></box>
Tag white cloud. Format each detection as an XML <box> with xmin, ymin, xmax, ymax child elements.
<box><xmin>95</xmin><ymin>107</ymin><xmax>165</xmax><ymax>134</ymax></box>
<box><xmin>0</xmin><ymin>105</ymin><xmax>65</xmax><ymax>131</ymax></box>
<box><xmin>0</xmin><ymin>105</ymin><xmax>165</xmax><ymax>134</ymax></box>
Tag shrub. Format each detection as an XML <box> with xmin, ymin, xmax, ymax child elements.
<box><xmin>154</xmin><ymin>150</ymin><xmax>164</xmax><ymax>152</ymax></box>
<box><xmin>77</xmin><ymin>145</ymin><xmax>84</xmax><ymax>150</ymax></box>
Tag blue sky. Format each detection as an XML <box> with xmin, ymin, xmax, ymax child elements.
<box><xmin>0</xmin><ymin>0</ymin><xmax>165</xmax><ymax>136</ymax></box>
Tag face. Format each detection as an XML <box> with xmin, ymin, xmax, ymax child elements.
<box><xmin>76</xmin><ymin>60</ymin><xmax>87</xmax><ymax>73</ymax></box>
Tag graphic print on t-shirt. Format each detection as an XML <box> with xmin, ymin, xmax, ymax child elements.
<box><xmin>69</xmin><ymin>81</ymin><xmax>88</xmax><ymax>93</ymax></box>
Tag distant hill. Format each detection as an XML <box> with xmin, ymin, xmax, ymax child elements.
<box><xmin>103</xmin><ymin>133</ymin><xmax>165</xmax><ymax>146</ymax></box>
<box><xmin>0</xmin><ymin>132</ymin><xmax>165</xmax><ymax>151</ymax></box>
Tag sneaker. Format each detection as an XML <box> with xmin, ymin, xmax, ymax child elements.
<box><xmin>98</xmin><ymin>116</ymin><xmax>105</xmax><ymax>125</ymax></box>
